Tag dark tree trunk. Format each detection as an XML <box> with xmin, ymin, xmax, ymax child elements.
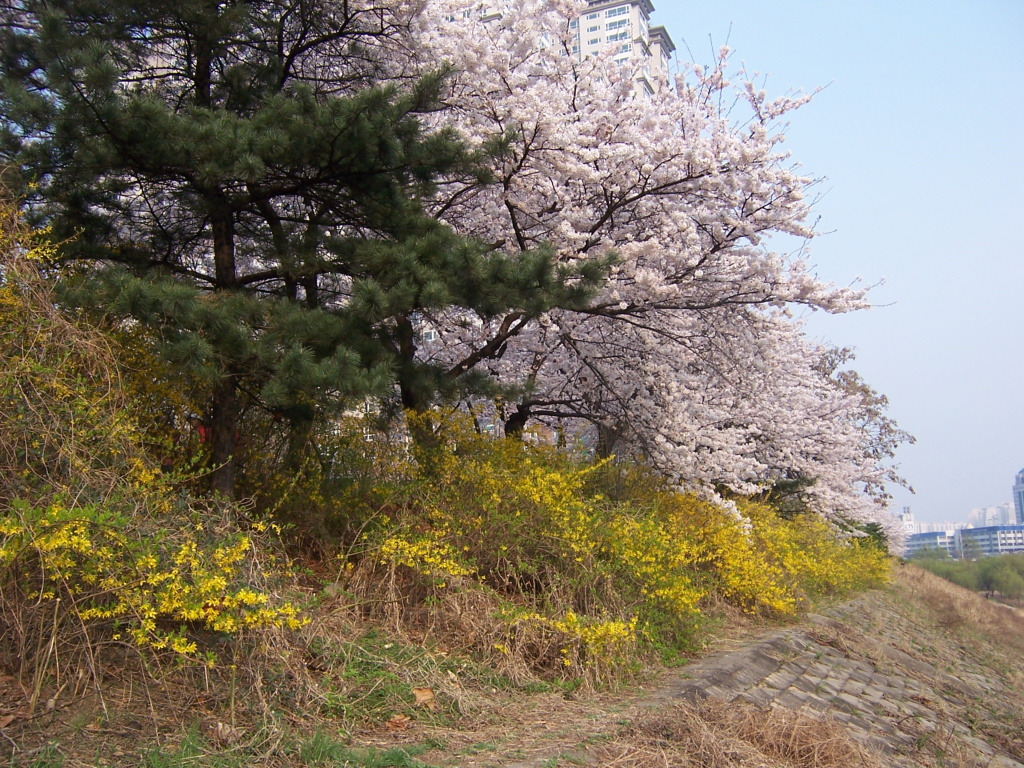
<box><xmin>596</xmin><ymin>421</ymin><xmax>623</xmax><ymax>459</ymax></box>
<box><xmin>395</xmin><ymin>314</ymin><xmax>422</xmax><ymax>410</ymax></box>
<box><xmin>504</xmin><ymin>402</ymin><xmax>531</xmax><ymax>437</ymax></box>
<box><xmin>284</xmin><ymin>415</ymin><xmax>315</xmax><ymax>473</ymax></box>
<box><xmin>393</xmin><ymin>314</ymin><xmax>447</xmax><ymax>476</ymax></box>
<box><xmin>209</xmin><ymin>374</ymin><xmax>237</xmax><ymax>499</ymax></box>
<box><xmin>208</xmin><ymin>206</ymin><xmax>238</xmax><ymax>498</ymax></box>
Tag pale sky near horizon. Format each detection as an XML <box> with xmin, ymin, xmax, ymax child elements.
<box><xmin>652</xmin><ymin>1</ymin><xmax>1024</xmax><ymax>523</ymax></box>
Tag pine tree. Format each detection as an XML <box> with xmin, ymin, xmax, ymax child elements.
<box><xmin>0</xmin><ymin>0</ymin><xmax>603</xmax><ymax>498</ymax></box>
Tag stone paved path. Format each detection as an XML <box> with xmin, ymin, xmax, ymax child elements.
<box><xmin>479</xmin><ymin>573</ymin><xmax>1024</xmax><ymax>768</ymax></box>
<box><xmin>652</xmin><ymin>595</ymin><xmax>1024</xmax><ymax>767</ymax></box>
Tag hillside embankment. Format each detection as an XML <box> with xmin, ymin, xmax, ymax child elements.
<box><xmin>386</xmin><ymin>564</ymin><xmax>1024</xmax><ymax>767</ymax></box>
<box><xmin>4</xmin><ymin>564</ymin><xmax>1022</xmax><ymax>767</ymax></box>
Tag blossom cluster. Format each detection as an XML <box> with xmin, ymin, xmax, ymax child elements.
<box><xmin>0</xmin><ymin>500</ymin><xmax>306</xmax><ymax>661</ymax></box>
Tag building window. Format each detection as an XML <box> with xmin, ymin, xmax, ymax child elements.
<box><xmin>587</xmin><ymin>24</ymin><xmax>599</xmax><ymax>32</ymax></box>
<box><xmin>606</xmin><ymin>6</ymin><xmax>629</xmax><ymax>17</ymax></box>
<box><xmin>586</xmin><ymin>11</ymin><xmax>599</xmax><ymax>19</ymax></box>
<box><xmin>607</xmin><ymin>31</ymin><xmax>630</xmax><ymax>42</ymax></box>
<box><xmin>569</xmin><ymin>19</ymin><xmax>578</xmax><ymax>28</ymax></box>
<box><xmin>588</xmin><ymin>37</ymin><xmax>600</xmax><ymax>45</ymax></box>
<box><xmin>606</xmin><ymin>19</ymin><xmax>629</xmax><ymax>30</ymax></box>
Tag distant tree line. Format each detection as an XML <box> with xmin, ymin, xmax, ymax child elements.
<box><xmin>913</xmin><ymin>550</ymin><xmax>1024</xmax><ymax>600</ymax></box>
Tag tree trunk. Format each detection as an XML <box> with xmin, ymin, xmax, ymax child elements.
<box><xmin>208</xmin><ymin>206</ymin><xmax>238</xmax><ymax>498</ymax></box>
<box><xmin>393</xmin><ymin>314</ymin><xmax>448</xmax><ymax>476</ymax></box>
<box><xmin>284</xmin><ymin>415</ymin><xmax>315</xmax><ymax>473</ymax></box>
<box><xmin>596</xmin><ymin>421</ymin><xmax>623</xmax><ymax>459</ymax></box>
<box><xmin>504</xmin><ymin>402</ymin><xmax>531</xmax><ymax>437</ymax></box>
<box><xmin>209</xmin><ymin>374</ymin><xmax>237</xmax><ymax>499</ymax></box>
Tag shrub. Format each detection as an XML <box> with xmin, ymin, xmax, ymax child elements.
<box><xmin>345</xmin><ymin>414</ymin><xmax>890</xmax><ymax>684</ymax></box>
<box><xmin>0</xmin><ymin>199</ymin><xmax>305</xmax><ymax>708</ymax></box>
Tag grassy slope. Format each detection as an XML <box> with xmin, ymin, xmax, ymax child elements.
<box><xmin>3</xmin><ymin>564</ymin><xmax>1023</xmax><ymax>768</ymax></box>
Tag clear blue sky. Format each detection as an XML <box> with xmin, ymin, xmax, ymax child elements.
<box><xmin>653</xmin><ymin>1</ymin><xmax>1024</xmax><ymax>523</ymax></box>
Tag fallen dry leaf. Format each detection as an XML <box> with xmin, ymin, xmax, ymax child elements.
<box><xmin>385</xmin><ymin>713</ymin><xmax>411</xmax><ymax>731</ymax></box>
<box><xmin>412</xmin><ymin>687</ymin><xmax>436</xmax><ymax>711</ymax></box>
<box><xmin>210</xmin><ymin>721</ymin><xmax>241</xmax><ymax>744</ymax></box>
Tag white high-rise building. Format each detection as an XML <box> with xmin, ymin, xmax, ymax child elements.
<box><xmin>570</xmin><ymin>1</ymin><xmax>675</xmax><ymax>93</ymax></box>
<box><xmin>464</xmin><ymin>1</ymin><xmax>675</xmax><ymax>95</ymax></box>
<box><xmin>900</xmin><ymin>506</ymin><xmax>969</xmax><ymax>535</ymax></box>
<box><xmin>899</xmin><ymin>506</ymin><xmax>915</xmax><ymax>534</ymax></box>
<box><xmin>1013</xmin><ymin>468</ymin><xmax>1024</xmax><ymax>525</ymax></box>
<box><xmin>969</xmin><ymin>503</ymin><xmax>1015</xmax><ymax>527</ymax></box>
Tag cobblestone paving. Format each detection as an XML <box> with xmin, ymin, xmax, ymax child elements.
<box><xmin>655</xmin><ymin>595</ymin><xmax>1024</xmax><ymax>767</ymax></box>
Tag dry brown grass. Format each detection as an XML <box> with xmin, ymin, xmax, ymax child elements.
<box><xmin>900</xmin><ymin>564</ymin><xmax>1024</xmax><ymax>651</ymax></box>
<box><xmin>9</xmin><ymin>560</ymin><xmax>1024</xmax><ymax>768</ymax></box>
<box><xmin>0</xmin><ymin>203</ymin><xmax>140</xmax><ymax>510</ymax></box>
<box><xmin>591</xmin><ymin>698</ymin><xmax>885</xmax><ymax>768</ymax></box>
<box><xmin>893</xmin><ymin>565</ymin><xmax>1024</xmax><ymax>764</ymax></box>
<box><xmin>346</xmin><ymin>559</ymin><xmax>637</xmax><ymax>688</ymax></box>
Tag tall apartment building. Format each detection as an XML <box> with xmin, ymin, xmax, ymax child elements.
<box><xmin>1013</xmin><ymin>468</ymin><xmax>1024</xmax><ymax>525</ymax></box>
<box><xmin>899</xmin><ymin>506</ymin><xmax>969</xmax><ymax>536</ymax></box>
<box><xmin>968</xmin><ymin>502</ymin><xmax>1016</xmax><ymax>527</ymax></box>
<box><xmin>570</xmin><ymin>0</ymin><xmax>675</xmax><ymax>93</ymax></box>
<box><xmin>461</xmin><ymin>1</ymin><xmax>675</xmax><ymax>94</ymax></box>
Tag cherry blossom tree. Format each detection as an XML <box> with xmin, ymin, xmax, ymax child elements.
<box><xmin>401</xmin><ymin>0</ymin><xmax>906</xmax><ymax>525</ymax></box>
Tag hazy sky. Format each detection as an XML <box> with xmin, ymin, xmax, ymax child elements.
<box><xmin>651</xmin><ymin>1</ymin><xmax>1024</xmax><ymax>522</ymax></box>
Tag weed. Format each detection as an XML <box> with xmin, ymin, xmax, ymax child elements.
<box><xmin>326</xmin><ymin>745</ymin><xmax>432</xmax><ymax>768</ymax></box>
<box><xmin>457</xmin><ymin>741</ymin><xmax>498</xmax><ymax>755</ymax></box>
<box><xmin>142</xmin><ymin>727</ymin><xmax>208</xmax><ymax>768</ymax></box>
<box><xmin>18</xmin><ymin>742</ymin><xmax>64</xmax><ymax>768</ymax></box>
<box><xmin>299</xmin><ymin>731</ymin><xmax>349</xmax><ymax>766</ymax></box>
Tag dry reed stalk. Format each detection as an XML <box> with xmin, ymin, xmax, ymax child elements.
<box><xmin>591</xmin><ymin>698</ymin><xmax>886</xmax><ymax>768</ymax></box>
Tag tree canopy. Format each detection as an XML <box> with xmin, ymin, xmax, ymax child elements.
<box><xmin>1</xmin><ymin>0</ymin><xmax>911</xmax><ymax>530</ymax></box>
<box><xmin>405</xmin><ymin>0</ymin><xmax>909</xmax><ymax>530</ymax></box>
<box><xmin>0</xmin><ymin>0</ymin><xmax>604</xmax><ymax>497</ymax></box>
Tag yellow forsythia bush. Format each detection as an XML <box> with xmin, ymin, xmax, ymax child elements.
<box><xmin>737</xmin><ymin>499</ymin><xmax>891</xmax><ymax>597</ymax></box>
<box><xmin>0</xmin><ymin>500</ymin><xmax>305</xmax><ymax>660</ymax></box>
<box><xmin>0</xmin><ymin>201</ymin><xmax>305</xmax><ymax>677</ymax></box>
<box><xmin>356</xmin><ymin>415</ymin><xmax>890</xmax><ymax>679</ymax></box>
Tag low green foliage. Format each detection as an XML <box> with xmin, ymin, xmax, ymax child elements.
<box><xmin>137</xmin><ymin>727</ymin><xmax>434</xmax><ymax>768</ymax></box>
<box><xmin>916</xmin><ymin>552</ymin><xmax>1024</xmax><ymax>598</ymax></box>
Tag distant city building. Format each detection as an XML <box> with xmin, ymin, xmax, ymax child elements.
<box><xmin>912</xmin><ymin>521</ymin><xmax>970</xmax><ymax>534</ymax></box>
<box><xmin>899</xmin><ymin>506</ymin><xmax>914</xmax><ymax>534</ymax></box>
<box><xmin>958</xmin><ymin>525</ymin><xmax>1024</xmax><ymax>558</ymax></box>
<box><xmin>969</xmin><ymin>503</ymin><xmax>1015</xmax><ymax>527</ymax></box>
<box><xmin>903</xmin><ymin>491</ymin><xmax>1024</xmax><ymax>558</ymax></box>
<box><xmin>899</xmin><ymin>507</ymin><xmax>969</xmax><ymax>536</ymax></box>
<box><xmin>904</xmin><ymin>531</ymin><xmax>957</xmax><ymax>558</ymax></box>
<box><xmin>1013</xmin><ymin>468</ymin><xmax>1024</xmax><ymax>525</ymax></box>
